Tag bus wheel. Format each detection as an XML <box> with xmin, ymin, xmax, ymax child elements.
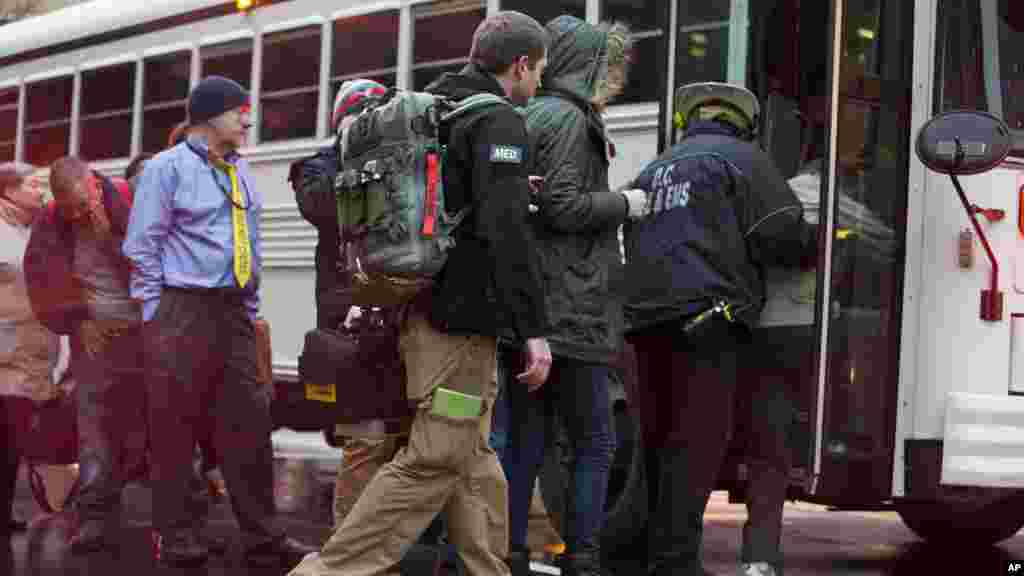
<box><xmin>896</xmin><ymin>488</ymin><xmax>1024</xmax><ymax>546</ymax></box>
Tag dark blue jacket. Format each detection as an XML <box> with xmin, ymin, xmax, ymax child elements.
<box><xmin>621</xmin><ymin>121</ymin><xmax>811</xmax><ymax>332</ymax></box>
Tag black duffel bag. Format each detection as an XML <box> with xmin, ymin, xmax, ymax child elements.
<box><xmin>294</xmin><ymin>308</ymin><xmax>412</xmax><ymax>427</ymax></box>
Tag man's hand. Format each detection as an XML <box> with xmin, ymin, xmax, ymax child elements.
<box><xmin>78</xmin><ymin>320</ymin><xmax>109</xmax><ymax>358</ymax></box>
<box><xmin>343</xmin><ymin>306</ymin><xmax>364</xmax><ymax>330</ymax></box>
<box><xmin>517</xmin><ymin>337</ymin><xmax>552</xmax><ymax>392</ymax></box>
<box><xmin>527</xmin><ymin>176</ymin><xmax>544</xmax><ymax>213</ymax></box>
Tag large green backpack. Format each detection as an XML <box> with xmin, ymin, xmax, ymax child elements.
<box><xmin>334</xmin><ymin>89</ymin><xmax>511</xmax><ymax>307</ymax></box>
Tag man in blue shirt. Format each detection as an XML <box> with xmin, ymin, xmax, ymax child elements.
<box><xmin>123</xmin><ymin>75</ymin><xmax>317</xmax><ymax>569</ymax></box>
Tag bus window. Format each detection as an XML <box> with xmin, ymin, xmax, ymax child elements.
<box><xmin>79</xmin><ymin>62</ymin><xmax>135</xmax><ymax>161</ymax></box>
<box><xmin>600</xmin><ymin>0</ymin><xmax>662</xmax><ymax>105</ymax></box>
<box><xmin>674</xmin><ymin>1</ymin><xmax>730</xmax><ymax>89</ymax></box>
<box><xmin>0</xmin><ymin>87</ymin><xmax>16</xmax><ymax>163</ymax></box>
<box><xmin>934</xmin><ymin>0</ymin><xmax>987</xmax><ymax>112</ymax></box>
<box><xmin>201</xmin><ymin>38</ymin><xmax>253</xmax><ymax>91</ymax></box>
<box><xmin>261</xmin><ymin>26</ymin><xmax>321</xmax><ymax>143</ymax></box>
<box><xmin>330</xmin><ymin>10</ymin><xmax>399</xmax><ymax>131</ymax></box>
<box><xmin>411</xmin><ymin>0</ymin><xmax>485</xmax><ymax>91</ymax></box>
<box><xmin>498</xmin><ymin>0</ymin><xmax>585</xmax><ymax>35</ymax></box>
<box><xmin>142</xmin><ymin>50</ymin><xmax>190</xmax><ymax>154</ymax></box>
<box><xmin>24</xmin><ymin>75</ymin><xmax>71</xmax><ymax>167</ymax></box>
<box><xmin>996</xmin><ymin>1</ymin><xmax>1024</xmax><ymax>136</ymax></box>
<box><xmin>935</xmin><ymin>0</ymin><xmax>1024</xmax><ymax>153</ymax></box>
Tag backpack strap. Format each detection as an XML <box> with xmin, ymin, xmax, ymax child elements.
<box><xmin>98</xmin><ymin>173</ymin><xmax>132</xmax><ymax>236</ymax></box>
<box><xmin>440</xmin><ymin>93</ymin><xmax>512</xmax><ymax>123</ymax></box>
<box><xmin>433</xmin><ymin>93</ymin><xmax>513</xmax><ymax>236</ymax></box>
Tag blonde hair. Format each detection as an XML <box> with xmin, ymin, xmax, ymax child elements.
<box><xmin>0</xmin><ymin>162</ymin><xmax>49</xmax><ymax>200</ymax></box>
<box><xmin>593</xmin><ymin>21</ymin><xmax>633</xmax><ymax>109</ymax></box>
<box><xmin>0</xmin><ymin>162</ymin><xmax>49</xmax><ymax>226</ymax></box>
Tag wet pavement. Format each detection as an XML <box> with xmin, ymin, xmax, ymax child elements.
<box><xmin>8</xmin><ymin>430</ymin><xmax>339</xmax><ymax>576</ymax></box>
<box><xmin>6</xmin><ymin>430</ymin><xmax>1024</xmax><ymax>575</ymax></box>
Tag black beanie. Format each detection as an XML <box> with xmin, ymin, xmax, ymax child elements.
<box><xmin>188</xmin><ymin>76</ymin><xmax>250</xmax><ymax>126</ymax></box>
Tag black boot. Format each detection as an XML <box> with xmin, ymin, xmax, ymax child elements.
<box><xmin>505</xmin><ymin>547</ymin><xmax>531</xmax><ymax>576</ymax></box>
<box><xmin>647</xmin><ymin>449</ymin><xmax>705</xmax><ymax>576</ymax></box>
<box><xmin>556</xmin><ymin>545</ymin><xmax>611</xmax><ymax>576</ymax></box>
<box><xmin>69</xmin><ymin>517</ymin><xmax>107</xmax><ymax>554</ymax></box>
<box><xmin>68</xmin><ymin>458</ymin><xmax>118</xmax><ymax>554</ymax></box>
<box><xmin>602</xmin><ymin>430</ymin><xmax>653</xmax><ymax>575</ymax></box>
<box><xmin>154</xmin><ymin>530</ymin><xmax>209</xmax><ymax>567</ymax></box>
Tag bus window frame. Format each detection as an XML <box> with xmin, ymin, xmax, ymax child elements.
<box><xmin>409</xmin><ymin>0</ymin><xmax>486</xmax><ymax>91</ymax></box>
<box><xmin>988</xmin><ymin>0</ymin><xmax>1024</xmax><ymax>153</ymax></box>
<box><xmin>937</xmin><ymin>0</ymin><xmax>1024</xmax><ymax>155</ymax></box>
<box><xmin>78</xmin><ymin>54</ymin><xmax>138</xmax><ymax>162</ymax></box>
<box><xmin>141</xmin><ymin>47</ymin><xmax>193</xmax><ymax>155</ymax></box>
<box><xmin>259</xmin><ymin>20</ymin><xmax>325</xmax><ymax>144</ymax></box>
<box><xmin>328</xmin><ymin>7</ymin><xmax>401</xmax><ymax>133</ymax></box>
<box><xmin>23</xmin><ymin>68</ymin><xmax>74</xmax><ymax>167</ymax></box>
<box><xmin>0</xmin><ymin>81</ymin><xmax>20</xmax><ymax>163</ymax></box>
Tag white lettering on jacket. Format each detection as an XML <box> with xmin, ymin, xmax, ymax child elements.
<box><xmin>648</xmin><ymin>164</ymin><xmax>691</xmax><ymax>215</ymax></box>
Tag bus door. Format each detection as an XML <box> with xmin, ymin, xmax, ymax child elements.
<box><xmin>655</xmin><ymin>0</ymin><xmax>914</xmax><ymax>506</ymax></box>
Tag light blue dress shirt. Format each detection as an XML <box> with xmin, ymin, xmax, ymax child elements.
<box><xmin>123</xmin><ymin>135</ymin><xmax>263</xmax><ymax>322</ymax></box>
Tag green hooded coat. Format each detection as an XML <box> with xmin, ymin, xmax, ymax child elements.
<box><xmin>524</xmin><ymin>16</ymin><xmax>628</xmax><ymax>365</ymax></box>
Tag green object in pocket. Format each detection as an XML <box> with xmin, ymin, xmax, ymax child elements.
<box><xmin>430</xmin><ymin>387</ymin><xmax>483</xmax><ymax>420</ymax></box>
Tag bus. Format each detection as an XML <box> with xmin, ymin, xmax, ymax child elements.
<box><xmin>1</xmin><ymin>0</ymin><xmax>1023</xmax><ymax>547</ymax></box>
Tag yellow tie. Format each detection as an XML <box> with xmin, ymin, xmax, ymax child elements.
<box><xmin>215</xmin><ymin>160</ymin><xmax>252</xmax><ymax>288</ymax></box>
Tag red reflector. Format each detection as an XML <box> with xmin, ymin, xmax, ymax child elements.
<box><xmin>423</xmin><ymin>152</ymin><xmax>439</xmax><ymax>237</ymax></box>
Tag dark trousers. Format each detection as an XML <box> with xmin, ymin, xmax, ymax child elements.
<box><xmin>145</xmin><ymin>288</ymin><xmax>281</xmax><ymax>547</ymax></box>
<box><xmin>735</xmin><ymin>327</ymin><xmax>800</xmax><ymax>569</ymax></box>
<box><xmin>1</xmin><ymin>396</ymin><xmax>31</xmax><ymax>531</ymax></box>
<box><xmin>499</xmin><ymin>348</ymin><xmax>615</xmax><ymax>554</ymax></box>
<box><xmin>0</xmin><ymin>396</ymin><xmax>24</xmax><ymax>574</ymax></box>
<box><xmin>72</xmin><ymin>327</ymin><xmax>147</xmax><ymax>522</ymax></box>
<box><xmin>628</xmin><ymin>320</ymin><xmax>746</xmax><ymax>575</ymax></box>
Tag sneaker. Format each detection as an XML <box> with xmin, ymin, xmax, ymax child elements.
<box><xmin>740</xmin><ymin>562</ymin><xmax>778</xmax><ymax>576</ymax></box>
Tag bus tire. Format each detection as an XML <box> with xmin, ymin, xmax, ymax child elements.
<box><xmin>896</xmin><ymin>489</ymin><xmax>1024</xmax><ymax>546</ymax></box>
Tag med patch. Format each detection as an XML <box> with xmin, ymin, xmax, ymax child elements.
<box><xmin>490</xmin><ymin>145</ymin><xmax>523</xmax><ymax>164</ymax></box>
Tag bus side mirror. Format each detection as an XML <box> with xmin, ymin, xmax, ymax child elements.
<box><xmin>915</xmin><ymin>109</ymin><xmax>1013</xmax><ymax>322</ymax></box>
<box><xmin>915</xmin><ymin>110</ymin><xmax>1012</xmax><ymax>176</ymax></box>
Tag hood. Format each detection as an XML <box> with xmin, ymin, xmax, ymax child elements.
<box><xmin>425</xmin><ymin>63</ymin><xmax>506</xmax><ymax>101</ymax></box>
<box><xmin>541</xmin><ymin>15</ymin><xmax>609</xmax><ymax>102</ymax></box>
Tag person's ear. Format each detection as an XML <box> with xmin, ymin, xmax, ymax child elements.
<box><xmin>515</xmin><ymin>56</ymin><xmax>529</xmax><ymax>80</ymax></box>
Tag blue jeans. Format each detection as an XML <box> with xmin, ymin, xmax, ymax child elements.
<box><xmin>498</xmin><ymin>346</ymin><xmax>615</xmax><ymax>554</ymax></box>
<box><xmin>490</xmin><ymin>363</ymin><xmax>510</xmax><ymax>458</ymax></box>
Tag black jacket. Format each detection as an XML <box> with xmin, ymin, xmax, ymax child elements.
<box><xmin>621</xmin><ymin>120</ymin><xmax>811</xmax><ymax>332</ymax></box>
<box><xmin>289</xmin><ymin>146</ymin><xmax>351</xmax><ymax>329</ymax></box>
<box><xmin>523</xmin><ymin>15</ymin><xmax>628</xmax><ymax>364</ymax></box>
<box><xmin>424</xmin><ymin>65</ymin><xmax>549</xmax><ymax>341</ymax></box>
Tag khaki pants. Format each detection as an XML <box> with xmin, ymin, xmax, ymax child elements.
<box><xmin>289</xmin><ymin>312</ymin><xmax>508</xmax><ymax>576</ymax></box>
<box><xmin>333</xmin><ymin>437</ymin><xmax>397</xmax><ymax>529</ymax></box>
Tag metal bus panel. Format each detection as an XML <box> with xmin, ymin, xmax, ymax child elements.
<box><xmin>893</xmin><ymin>0</ymin><xmax>939</xmax><ymax>498</ymax></box>
<box><xmin>915</xmin><ymin>167</ymin><xmax>1022</xmax><ymax>442</ymax></box>
<box><xmin>942</xmin><ymin>391</ymin><xmax>1024</xmax><ymax>487</ymax></box>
